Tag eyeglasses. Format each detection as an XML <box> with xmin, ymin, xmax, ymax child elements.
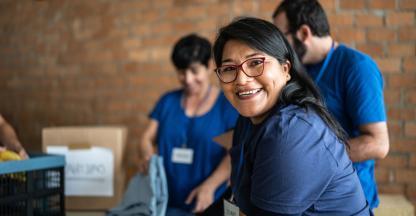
<box><xmin>215</xmin><ymin>57</ymin><xmax>266</xmax><ymax>83</ymax></box>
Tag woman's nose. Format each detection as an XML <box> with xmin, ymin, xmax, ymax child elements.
<box><xmin>234</xmin><ymin>68</ymin><xmax>252</xmax><ymax>84</ymax></box>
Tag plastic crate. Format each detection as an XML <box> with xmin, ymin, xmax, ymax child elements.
<box><xmin>0</xmin><ymin>154</ymin><xmax>65</xmax><ymax>216</ymax></box>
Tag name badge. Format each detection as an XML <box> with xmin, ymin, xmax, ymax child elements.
<box><xmin>224</xmin><ymin>199</ymin><xmax>240</xmax><ymax>216</ymax></box>
<box><xmin>172</xmin><ymin>147</ymin><xmax>194</xmax><ymax>164</ymax></box>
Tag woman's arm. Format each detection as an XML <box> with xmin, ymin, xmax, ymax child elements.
<box><xmin>186</xmin><ymin>153</ymin><xmax>231</xmax><ymax>213</ymax></box>
<box><xmin>137</xmin><ymin>119</ymin><xmax>158</xmax><ymax>174</ymax></box>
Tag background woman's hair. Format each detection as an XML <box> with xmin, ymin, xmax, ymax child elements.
<box><xmin>213</xmin><ymin>17</ymin><xmax>347</xmax><ymax>144</ymax></box>
<box><xmin>171</xmin><ymin>33</ymin><xmax>212</xmax><ymax>70</ymax></box>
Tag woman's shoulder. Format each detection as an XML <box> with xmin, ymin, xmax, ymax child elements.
<box><xmin>264</xmin><ymin>104</ymin><xmax>327</xmax><ymax>135</ymax></box>
<box><xmin>157</xmin><ymin>89</ymin><xmax>182</xmax><ymax>102</ymax></box>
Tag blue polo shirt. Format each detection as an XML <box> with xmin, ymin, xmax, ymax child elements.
<box><xmin>306</xmin><ymin>44</ymin><xmax>386</xmax><ymax>209</ymax></box>
<box><xmin>150</xmin><ymin>89</ymin><xmax>238</xmax><ymax>211</ymax></box>
<box><xmin>230</xmin><ymin>104</ymin><xmax>369</xmax><ymax>215</ymax></box>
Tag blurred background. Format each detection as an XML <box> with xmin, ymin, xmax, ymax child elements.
<box><xmin>0</xmin><ymin>0</ymin><xmax>415</xmax><ymax>207</ymax></box>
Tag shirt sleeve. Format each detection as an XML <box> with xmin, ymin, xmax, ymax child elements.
<box><xmin>344</xmin><ymin>58</ymin><xmax>386</xmax><ymax>126</ymax></box>
<box><xmin>250</xmin><ymin>114</ymin><xmax>337</xmax><ymax>214</ymax></box>
<box><xmin>149</xmin><ymin>93</ymin><xmax>169</xmax><ymax>122</ymax></box>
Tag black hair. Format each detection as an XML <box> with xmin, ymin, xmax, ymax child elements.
<box><xmin>272</xmin><ymin>0</ymin><xmax>330</xmax><ymax>37</ymax></box>
<box><xmin>171</xmin><ymin>33</ymin><xmax>211</xmax><ymax>70</ymax></box>
<box><xmin>213</xmin><ymin>17</ymin><xmax>347</xmax><ymax>144</ymax></box>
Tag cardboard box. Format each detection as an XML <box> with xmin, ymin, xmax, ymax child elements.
<box><xmin>42</xmin><ymin>126</ymin><xmax>127</xmax><ymax>210</ymax></box>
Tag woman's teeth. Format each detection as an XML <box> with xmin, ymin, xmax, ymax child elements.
<box><xmin>238</xmin><ymin>89</ymin><xmax>261</xmax><ymax>96</ymax></box>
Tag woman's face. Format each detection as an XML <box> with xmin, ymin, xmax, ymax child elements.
<box><xmin>219</xmin><ymin>40</ymin><xmax>291</xmax><ymax>124</ymax></box>
<box><xmin>177</xmin><ymin>62</ymin><xmax>211</xmax><ymax>96</ymax></box>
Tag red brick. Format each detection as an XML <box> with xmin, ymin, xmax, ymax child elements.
<box><xmin>396</xmin><ymin>169</ymin><xmax>416</xmax><ymax>183</ymax></box>
<box><xmin>332</xmin><ymin>28</ymin><xmax>366</xmax><ymax>43</ymax></box>
<box><xmin>378</xmin><ymin>154</ymin><xmax>409</xmax><ymax>168</ymax></box>
<box><xmin>355</xmin><ymin>13</ymin><xmax>383</xmax><ymax>27</ymax></box>
<box><xmin>173</xmin><ymin>20</ymin><xmax>195</xmax><ymax>33</ymax></box>
<box><xmin>368</xmin><ymin>0</ymin><xmax>397</xmax><ymax>9</ymax></box>
<box><xmin>384</xmin><ymin>88</ymin><xmax>401</xmax><ymax>104</ymax></box>
<box><xmin>340</xmin><ymin>0</ymin><xmax>367</xmax><ymax>9</ymax></box>
<box><xmin>320</xmin><ymin>0</ymin><xmax>336</xmax><ymax>11</ymax></box>
<box><xmin>142</xmin><ymin>36</ymin><xmax>176</xmax><ymax>47</ymax></box>
<box><xmin>388</xmin><ymin>43</ymin><xmax>415</xmax><ymax>57</ymax></box>
<box><xmin>403</xmin><ymin>57</ymin><xmax>416</xmax><ymax>72</ymax></box>
<box><xmin>387</xmin><ymin>121</ymin><xmax>402</xmax><ymax>137</ymax></box>
<box><xmin>378</xmin><ymin>184</ymin><xmax>406</xmax><ymax>194</ymax></box>
<box><xmin>357</xmin><ymin>43</ymin><xmax>384</xmax><ymax>57</ymax></box>
<box><xmin>399</xmin><ymin>27</ymin><xmax>416</xmax><ymax>41</ymax></box>
<box><xmin>236</xmin><ymin>0</ymin><xmax>258</xmax><ymax>15</ymax></box>
<box><xmin>399</xmin><ymin>0</ymin><xmax>416</xmax><ymax>10</ymax></box>
<box><xmin>328</xmin><ymin>13</ymin><xmax>354</xmax><ymax>27</ymax></box>
<box><xmin>367</xmin><ymin>28</ymin><xmax>397</xmax><ymax>42</ymax></box>
<box><xmin>122</xmin><ymin>39</ymin><xmax>142</xmax><ymax>50</ymax></box>
<box><xmin>393</xmin><ymin>138</ymin><xmax>416</xmax><ymax>153</ymax></box>
<box><xmin>374</xmin><ymin>57</ymin><xmax>402</xmax><ymax>73</ymax></box>
<box><xmin>150</xmin><ymin>22</ymin><xmax>174</xmax><ymax>35</ymax></box>
<box><xmin>405</xmin><ymin>89</ymin><xmax>416</xmax><ymax>105</ymax></box>
<box><xmin>410</xmin><ymin>155</ymin><xmax>416</xmax><ymax>168</ymax></box>
<box><xmin>404</xmin><ymin>123</ymin><xmax>416</xmax><ymax>137</ymax></box>
<box><xmin>388</xmin><ymin>107</ymin><xmax>416</xmax><ymax>121</ymax></box>
<box><xmin>386</xmin><ymin>12</ymin><xmax>415</xmax><ymax>26</ymax></box>
<box><xmin>387</xmin><ymin>74</ymin><xmax>416</xmax><ymax>88</ymax></box>
<box><xmin>375</xmin><ymin>168</ymin><xmax>391</xmax><ymax>183</ymax></box>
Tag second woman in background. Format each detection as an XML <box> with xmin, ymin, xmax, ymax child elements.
<box><xmin>137</xmin><ymin>34</ymin><xmax>238</xmax><ymax>215</ymax></box>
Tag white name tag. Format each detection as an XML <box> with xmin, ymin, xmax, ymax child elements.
<box><xmin>172</xmin><ymin>147</ymin><xmax>194</xmax><ymax>164</ymax></box>
<box><xmin>224</xmin><ymin>199</ymin><xmax>240</xmax><ymax>216</ymax></box>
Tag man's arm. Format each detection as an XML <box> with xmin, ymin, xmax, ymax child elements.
<box><xmin>347</xmin><ymin>122</ymin><xmax>389</xmax><ymax>162</ymax></box>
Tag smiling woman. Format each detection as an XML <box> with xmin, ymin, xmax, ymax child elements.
<box><xmin>213</xmin><ymin>17</ymin><xmax>372</xmax><ymax>216</ymax></box>
<box><xmin>137</xmin><ymin>34</ymin><xmax>238</xmax><ymax>216</ymax></box>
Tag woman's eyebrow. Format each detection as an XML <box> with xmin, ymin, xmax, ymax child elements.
<box><xmin>221</xmin><ymin>52</ymin><xmax>264</xmax><ymax>64</ymax></box>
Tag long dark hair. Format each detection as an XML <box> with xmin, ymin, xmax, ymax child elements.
<box><xmin>213</xmin><ymin>17</ymin><xmax>347</xmax><ymax>144</ymax></box>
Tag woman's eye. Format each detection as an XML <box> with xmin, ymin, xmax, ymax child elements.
<box><xmin>248</xmin><ymin>59</ymin><xmax>263</xmax><ymax>67</ymax></box>
<box><xmin>222</xmin><ymin>66</ymin><xmax>236</xmax><ymax>72</ymax></box>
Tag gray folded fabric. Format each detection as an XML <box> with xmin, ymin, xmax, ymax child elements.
<box><xmin>107</xmin><ymin>156</ymin><xmax>168</xmax><ymax>216</ymax></box>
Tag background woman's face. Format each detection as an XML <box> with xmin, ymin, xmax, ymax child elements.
<box><xmin>176</xmin><ymin>62</ymin><xmax>211</xmax><ymax>96</ymax></box>
<box><xmin>219</xmin><ymin>40</ymin><xmax>291</xmax><ymax>124</ymax></box>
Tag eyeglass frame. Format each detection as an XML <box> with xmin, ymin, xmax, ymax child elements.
<box><xmin>214</xmin><ymin>57</ymin><xmax>266</xmax><ymax>84</ymax></box>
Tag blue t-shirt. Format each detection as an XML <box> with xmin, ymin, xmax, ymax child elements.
<box><xmin>150</xmin><ymin>89</ymin><xmax>238</xmax><ymax>211</ymax></box>
<box><xmin>230</xmin><ymin>104</ymin><xmax>369</xmax><ymax>215</ymax></box>
<box><xmin>306</xmin><ymin>44</ymin><xmax>386</xmax><ymax>209</ymax></box>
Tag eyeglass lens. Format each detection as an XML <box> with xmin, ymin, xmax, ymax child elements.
<box><xmin>216</xmin><ymin>58</ymin><xmax>265</xmax><ymax>83</ymax></box>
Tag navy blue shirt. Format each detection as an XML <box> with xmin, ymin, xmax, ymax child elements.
<box><xmin>307</xmin><ymin>44</ymin><xmax>386</xmax><ymax>208</ymax></box>
<box><xmin>230</xmin><ymin>104</ymin><xmax>369</xmax><ymax>215</ymax></box>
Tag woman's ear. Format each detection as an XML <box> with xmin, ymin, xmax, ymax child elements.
<box><xmin>283</xmin><ymin>60</ymin><xmax>291</xmax><ymax>81</ymax></box>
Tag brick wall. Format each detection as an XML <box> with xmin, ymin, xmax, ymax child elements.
<box><xmin>0</xmin><ymin>0</ymin><xmax>415</xmax><ymax>206</ymax></box>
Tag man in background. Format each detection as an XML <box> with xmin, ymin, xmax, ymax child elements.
<box><xmin>273</xmin><ymin>0</ymin><xmax>389</xmax><ymax>210</ymax></box>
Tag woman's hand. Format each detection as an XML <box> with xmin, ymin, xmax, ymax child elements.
<box><xmin>137</xmin><ymin>143</ymin><xmax>154</xmax><ymax>174</ymax></box>
<box><xmin>185</xmin><ymin>182</ymin><xmax>216</xmax><ymax>213</ymax></box>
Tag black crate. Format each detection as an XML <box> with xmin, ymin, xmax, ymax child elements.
<box><xmin>0</xmin><ymin>154</ymin><xmax>65</xmax><ymax>216</ymax></box>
